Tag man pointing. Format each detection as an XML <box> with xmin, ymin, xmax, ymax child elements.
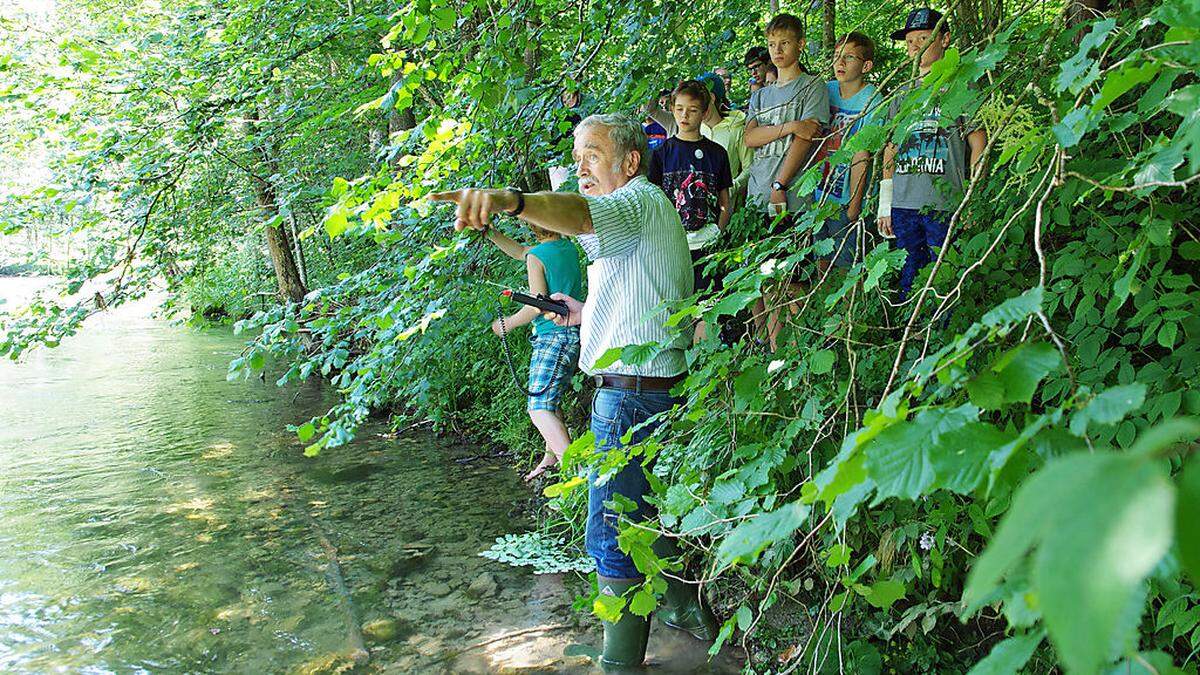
<box><xmin>432</xmin><ymin>112</ymin><xmax>716</xmax><ymax>666</ymax></box>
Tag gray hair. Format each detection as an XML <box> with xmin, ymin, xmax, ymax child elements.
<box><xmin>574</xmin><ymin>113</ymin><xmax>649</xmax><ymax>176</ymax></box>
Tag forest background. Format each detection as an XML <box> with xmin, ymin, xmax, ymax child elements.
<box><xmin>2</xmin><ymin>0</ymin><xmax>1199</xmax><ymax>671</ymax></box>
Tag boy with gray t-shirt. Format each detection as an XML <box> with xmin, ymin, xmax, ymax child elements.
<box><xmin>744</xmin><ymin>13</ymin><xmax>830</xmax><ymax>219</ymax></box>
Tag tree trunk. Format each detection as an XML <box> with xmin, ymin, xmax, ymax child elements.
<box><xmin>957</xmin><ymin>0</ymin><xmax>1005</xmax><ymax>41</ymax></box>
<box><xmin>823</xmin><ymin>0</ymin><xmax>836</xmax><ymax>56</ymax></box>
<box><xmin>249</xmin><ymin>108</ymin><xmax>307</xmax><ymax>303</ymax></box>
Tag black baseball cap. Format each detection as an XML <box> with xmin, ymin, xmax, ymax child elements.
<box><xmin>891</xmin><ymin>7</ymin><xmax>948</xmax><ymax>40</ymax></box>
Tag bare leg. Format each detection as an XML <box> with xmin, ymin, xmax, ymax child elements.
<box><xmin>526</xmin><ymin>409</ymin><xmax>571</xmax><ymax>481</ymax></box>
<box><xmin>693</xmin><ymin>320</ymin><xmax>708</xmax><ymax>344</ymax></box>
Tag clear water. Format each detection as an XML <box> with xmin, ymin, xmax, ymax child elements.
<box><xmin>0</xmin><ymin>278</ymin><xmax>741</xmax><ymax>674</ymax></box>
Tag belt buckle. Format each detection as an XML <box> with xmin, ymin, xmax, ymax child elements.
<box><xmin>593</xmin><ymin>374</ymin><xmax>605</xmax><ymax>389</ymax></box>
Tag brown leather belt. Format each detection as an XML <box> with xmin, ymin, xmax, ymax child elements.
<box><xmin>594</xmin><ymin>373</ymin><xmax>686</xmax><ymax>392</ymax></box>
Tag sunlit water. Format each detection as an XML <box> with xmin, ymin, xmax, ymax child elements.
<box><xmin>0</xmin><ymin>278</ymin><xmax>740</xmax><ymax>674</ymax></box>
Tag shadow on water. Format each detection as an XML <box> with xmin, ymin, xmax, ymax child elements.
<box><xmin>0</xmin><ymin>280</ymin><xmax>742</xmax><ymax>674</ymax></box>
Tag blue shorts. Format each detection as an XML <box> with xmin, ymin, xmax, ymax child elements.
<box><xmin>526</xmin><ymin>328</ymin><xmax>580</xmax><ymax>412</ymax></box>
<box><xmin>892</xmin><ymin>207</ymin><xmax>950</xmax><ymax>299</ymax></box>
<box><xmin>585</xmin><ymin>386</ymin><xmax>681</xmax><ymax>579</ymax></box>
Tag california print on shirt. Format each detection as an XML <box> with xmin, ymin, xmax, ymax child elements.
<box><xmin>895</xmin><ymin>108</ymin><xmax>952</xmax><ymax>176</ymax></box>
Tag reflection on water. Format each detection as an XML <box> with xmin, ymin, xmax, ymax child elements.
<box><xmin>0</xmin><ymin>279</ymin><xmax>740</xmax><ymax>673</ymax></box>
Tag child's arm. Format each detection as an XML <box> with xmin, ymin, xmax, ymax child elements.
<box><xmin>877</xmin><ymin>143</ymin><xmax>898</xmax><ymax>236</ymax></box>
<box><xmin>846</xmin><ymin>150</ymin><xmax>872</xmax><ymax>221</ymax></box>
<box><xmin>769</xmin><ymin>120</ymin><xmax>821</xmax><ymax>203</ymax></box>
<box><xmin>717</xmin><ymin>188</ymin><xmax>731</xmax><ymax>230</ymax></box>
<box><xmin>966</xmin><ymin>128</ymin><xmax>987</xmax><ymax>180</ymax></box>
<box><xmin>743</xmin><ymin>118</ymin><xmax>815</xmax><ymax>148</ymax></box>
<box><xmin>490</xmin><ymin>254</ymin><xmax>546</xmax><ymax>335</ymax></box>
<box><xmin>485</xmin><ymin>228</ymin><xmax>529</xmax><ymax>261</ymax></box>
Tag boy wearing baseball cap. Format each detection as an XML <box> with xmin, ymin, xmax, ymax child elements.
<box><xmin>876</xmin><ymin>8</ymin><xmax>987</xmax><ymax>299</ymax></box>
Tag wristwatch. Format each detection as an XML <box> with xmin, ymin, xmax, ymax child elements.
<box><xmin>504</xmin><ymin>187</ymin><xmax>526</xmax><ymax>217</ymax></box>
<box><xmin>771</xmin><ymin>180</ymin><xmax>788</xmax><ymax>193</ymax></box>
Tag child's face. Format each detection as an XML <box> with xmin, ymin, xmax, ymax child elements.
<box><xmin>905</xmin><ymin>29</ymin><xmax>950</xmax><ymax>69</ymax></box>
<box><xmin>833</xmin><ymin>42</ymin><xmax>871</xmax><ymax>83</ymax></box>
<box><xmin>767</xmin><ymin>29</ymin><xmax>803</xmax><ymax>70</ymax></box>
<box><xmin>672</xmin><ymin>93</ymin><xmax>705</xmax><ymax>132</ymax></box>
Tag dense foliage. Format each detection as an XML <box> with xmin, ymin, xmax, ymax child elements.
<box><xmin>3</xmin><ymin>0</ymin><xmax>1199</xmax><ymax>671</ymax></box>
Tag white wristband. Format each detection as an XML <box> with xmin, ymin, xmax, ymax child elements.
<box><xmin>878</xmin><ymin>179</ymin><xmax>893</xmax><ymax>218</ymax></box>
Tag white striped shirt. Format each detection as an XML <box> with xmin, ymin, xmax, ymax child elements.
<box><xmin>576</xmin><ymin>175</ymin><xmax>694</xmax><ymax>377</ymax></box>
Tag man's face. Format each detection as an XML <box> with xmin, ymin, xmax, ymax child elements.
<box><xmin>833</xmin><ymin>42</ymin><xmax>871</xmax><ymax>83</ymax></box>
<box><xmin>672</xmin><ymin>93</ymin><xmax>705</xmax><ymax>132</ymax></box>
<box><xmin>767</xmin><ymin>29</ymin><xmax>803</xmax><ymax>70</ymax></box>
<box><xmin>561</xmin><ymin>90</ymin><xmax>580</xmax><ymax>108</ymax></box>
<box><xmin>905</xmin><ymin>29</ymin><xmax>949</xmax><ymax>69</ymax></box>
<box><xmin>573</xmin><ymin>126</ymin><xmax>635</xmax><ymax>197</ymax></box>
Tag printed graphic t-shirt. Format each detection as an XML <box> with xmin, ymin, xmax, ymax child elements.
<box><xmin>746</xmin><ymin>74</ymin><xmax>831</xmax><ymax>212</ymax></box>
<box><xmin>886</xmin><ymin>83</ymin><xmax>979</xmax><ymax>212</ymax></box>
<box><xmin>813</xmin><ymin>82</ymin><xmax>881</xmax><ymax>206</ymax></box>
<box><xmin>647</xmin><ymin>136</ymin><xmax>732</xmax><ymax>250</ymax></box>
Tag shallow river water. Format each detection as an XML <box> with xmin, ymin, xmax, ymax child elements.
<box><xmin>0</xmin><ymin>278</ymin><xmax>740</xmax><ymax>674</ymax></box>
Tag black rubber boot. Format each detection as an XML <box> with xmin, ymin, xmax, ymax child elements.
<box><xmin>652</xmin><ymin>537</ymin><xmax>720</xmax><ymax>641</ymax></box>
<box><xmin>597</xmin><ymin>575</ymin><xmax>650</xmax><ymax>668</ymax></box>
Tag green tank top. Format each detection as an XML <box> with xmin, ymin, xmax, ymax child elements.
<box><xmin>527</xmin><ymin>238</ymin><xmax>583</xmax><ymax>336</ymax></box>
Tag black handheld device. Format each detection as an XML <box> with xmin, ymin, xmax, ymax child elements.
<box><xmin>501</xmin><ymin>289</ymin><xmax>569</xmax><ymax>317</ymax></box>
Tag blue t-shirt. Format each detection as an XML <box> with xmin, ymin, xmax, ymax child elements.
<box><xmin>647</xmin><ymin>136</ymin><xmax>732</xmax><ymax>231</ymax></box>
<box><xmin>814</xmin><ymin>82</ymin><xmax>881</xmax><ymax>205</ymax></box>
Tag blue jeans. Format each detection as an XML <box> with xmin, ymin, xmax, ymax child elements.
<box><xmin>585</xmin><ymin>386</ymin><xmax>681</xmax><ymax>579</ymax></box>
<box><xmin>892</xmin><ymin>207</ymin><xmax>950</xmax><ymax>299</ymax></box>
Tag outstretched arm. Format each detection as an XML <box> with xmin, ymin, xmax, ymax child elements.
<box><xmin>431</xmin><ymin>189</ymin><xmax>594</xmax><ymax>236</ymax></box>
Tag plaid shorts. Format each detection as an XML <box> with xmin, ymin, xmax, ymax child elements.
<box><xmin>527</xmin><ymin>328</ymin><xmax>581</xmax><ymax>412</ymax></box>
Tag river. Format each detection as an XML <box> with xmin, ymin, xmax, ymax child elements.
<box><xmin>0</xmin><ymin>278</ymin><xmax>739</xmax><ymax>674</ymax></box>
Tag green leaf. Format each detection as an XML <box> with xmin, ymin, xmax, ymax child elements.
<box><xmin>865</xmin><ymin>404</ymin><xmax>978</xmax><ymax>502</ymax></box>
<box><xmin>981</xmin><ymin>287</ymin><xmax>1043</xmax><ymax>328</ymax></box>
<box><xmin>1157</xmin><ymin>322</ymin><xmax>1179</xmax><ymax>348</ymax></box>
<box><xmin>1177</xmin><ymin>457</ymin><xmax>1200</xmax><ymax>587</ymax></box>
<box><xmin>591</xmin><ymin>347</ymin><xmax>623</xmax><ymax>370</ymax></box>
<box><xmin>810</xmin><ymin>349</ymin><xmax>836</xmax><ymax>375</ymax></box>
<box><xmin>1070</xmin><ymin>384</ymin><xmax>1147</xmax><ymax>436</ymax></box>
<box><xmin>593</xmin><ymin>592</ymin><xmax>626</xmax><ymax>623</ymax></box>
<box><xmin>716</xmin><ymin>501</ymin><xmax>810</xmax><ymax>566</ymax></box>
<box><xmin>967</xmin><ymin>342</ymin><xmax>1061</xmax><ymax>409</ymax></box>
<box><xmin>1093</xmin><ymin>61</ymin><xmax>1161</xmax><ymax>110</ymax></box>
<box><xmin>628</xmin><ymin>588</ymin><xmax>657</xmax><ymax>617</ymax></box>
<box><xmin>965</xmin><ymin>632</ymin><xmax>1044</xmax><ymax>675</ymax></box>
<box><xmin>930</xmin><ymin>422</ymin><xmax>1017</xmax><ymax>494</ymax></box>
<box><xmin>1055</xmin><ymin>19</ymin><xmax>1116</xmax><ymax>94</ymax></box>
<box><xmin>862</xmin><ymin>579</ymin><xmax>905</xmax><ymax>609</ymax></box>
<box><xmin>297</xmin><ymin>422</ymin><xmax>315</xmax><ymax>442</ymax></box>
<box><xmin>1129</xmin><ymin>417</ymin><xmax>1200</xmax><ymax>458</ymax></box>
<box><xmin>1105</xmin><ymin>651</ymin><xmax>1189</xmax><ymax>675</ymax></box>
<box><xmin>964</xmin><ymin>453</ymin><xmax>1174</xmax><ymax>675</ymax></box>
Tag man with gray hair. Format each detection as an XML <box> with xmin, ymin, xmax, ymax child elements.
<box><xmin>432</xmin><ymin>112</ymin><xmax>714</xmax><ymax>666</ymax></box>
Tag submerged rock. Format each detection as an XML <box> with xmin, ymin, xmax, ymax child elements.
<box><xmin>362</xmin><ymin>617</ymin><xmax>408</xmax><ymax>643</ymax></box>
<box><xmin>465</xmin><ymin>572</ymin><xmax>498</xmax><ymax>599</ymax></box>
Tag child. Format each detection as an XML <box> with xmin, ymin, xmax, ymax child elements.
<box><xmin>648</xmin><ymin>80</ymin><xmax>733</xmax><ymax>342</ymax></box>
<box><xmin>876</xmin><ymin>8</ymin><xmax>987</xmax><ymax>299</ymax></box>
<box><xmin>813</xmin><ymin>32</ymin><xmax>882</xmax><ymax>269</ymax></box>
<box><xmin>484</xmin><ymin>225</ymin><xmax>583</xmax><ymax>481</ymax></box>
<box><xmin>743</xmin><ymin>13</ymin><xmax>831</xmax><ymax>349</ymax></box>
<box><xmin>643</xmin><ymin>89</ymin><xmax>673</xmax><ymax>151</ymax></box>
